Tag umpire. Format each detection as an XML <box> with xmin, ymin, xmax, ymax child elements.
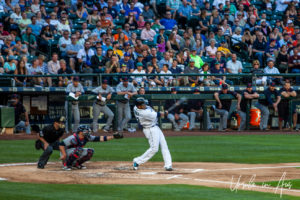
<box><xmin>37</xmin><ymin>117</ymin><xmax>66</xmax><ymax>169</ymax></box>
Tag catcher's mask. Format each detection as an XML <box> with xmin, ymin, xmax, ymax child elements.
<box><xmin>77</xmin><ymin>125</ymin><xmax>92</xmax><ymax>138</ymax></box>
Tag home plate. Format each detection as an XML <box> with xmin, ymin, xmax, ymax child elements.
<box><xmin>139</xmin><ymin>172</ymin><xmax>157</xmax><ymax>175</ymax></box>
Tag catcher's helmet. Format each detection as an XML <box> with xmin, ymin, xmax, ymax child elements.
<box><xmin>135</xmin><ymin>97</ymin><xmax>146</xmax><ymax>106</ymax></box>
<box><xmin>77</xmin><ymin>125</ymin><xmax>92</xmax><ymax>137</ymax></box>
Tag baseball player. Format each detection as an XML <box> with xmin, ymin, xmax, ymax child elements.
<box><xmin>133</xmin><ymin>97</ymin><xmax>173</xmax><ymax>171</ymax></box>
<box><xmin>164</xmin><ymin>88</ymin><xmax>189</xmax><ymax>131</ymax></box>
<box><xmin>213</xmin><ymin>84</ymin><xmax>241</xmax><ymax>131</ymax></box>
<box><xmin>255</xmin><ymin>82</ymin><xmax>281</xmax><ymax>131</ymax></box>
<box><xmin>238</xmin><ymin>83</ymin><xmax>259</xmax><ymax>131</ymax></box>
<box><xmin>59</xmin><ymin>125</ymin><xmax>123</xmax><ymax>170</ymax></box>
<box><xmin>92</xmin><ymin>79</ymin><xmax>115</xmax><ymax>133</ymax></box>
<box><xmin>36</xmin><ymin>117</ymin><xmax>66</xmax><ymax>169</ymax></box>
<box><xmin>65</xmin><ymin>77</ymin><xmax>84</xmax><ymax>132</ymax></box>
<box><xmin>116</xmin><ymin>77</ymin><xmax>137</xmax><ymax>132</ymax></box>
<box><xmin>187</xmin><ymin>88</ymin><xmax>213</xmax><ymax>130</ymax></box>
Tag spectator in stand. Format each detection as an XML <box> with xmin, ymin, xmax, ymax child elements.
<box><xmin>58</xmin><ymin>30</ymin><xmax>71</xmax><ymax>59</ymax></box>
<box><xmin>141</xmin><ymin>22</ymin><xmax>156</xmax><ymax>42</ymax></box>
<box><xmin>251</xmin><ymin>60</ymin><xmax>267</xmax><ymax>86</ymax></box>
<box><xmin>91</xmin><ymin>47</ymin><xmax>106</xmax><ymax>73</ymax></box>
<box><xmin>178</xmin><ymin>0</ymin><xmax>192</xmax><ymax>29</ymax></box>
<box><xmin>38</xmin><ymin>55</ymin><xmax>52</xmax><ymax>87</ymax></box>
<box><xmin>211</xmin><ymin>51</ymin><xmax>227</xmax><ymax>71</ymax></box>
<box><xmin>47</xmin><ymin>53</ymin><xmax>60</xmax><ymax>76</ymax></box>
<box><xmin>77</xmin><ymin>41</ymin><xmax>95</xmax><ymax>72</ymax></box>
<box><xmin>252</xmin><ymin>31</ymin><xmax>267</xmax><ymax>66</ymax></box>
<box><xmin>142</xmin><ymin>2</ymin><xmax>154</xmax><ymax>21</ymax></box>
<box><xmin>14</xmin><ymin>59</ymin><xmax>28</xmax><ymax>86</ymax></box>
<box><xmin>28</xmin><ymin>16</ymin><xmax>42</xmax><ymax>36</ymax></box>
<box><xmin>160</xmin><ymin>11</ymin><xmax>177</xmax><ymax>30</ymax></box>
<box><xmin>120</xmin><ymin>52</ymin><xmax>135</xmax><ymax>73</ymax></box>
<box><xmin>57</xmin><ymin>17</ymin><xmax>71</xmax><ymax>35</ymax></box>
<box><xmin>131</xmin><ymin>62</ymin><xmax>146</xmax><ymax>87</ymax></box>
<box><xmin>226</xmin><ymin>54</ymin><xmax>243</xmax><ymax>74</ymax></box>
<box><xmin>66</xmin><ymin>34</ymin><xmax>83</xmax><ymax>72</ymax></box>
<box><xmin>57</xmin><ymin>60</ymin><xmax>74</xmax><ymax>87</ymax></box>
<box><xmin>264</xmin><ymin>59</ymin><xmax>283</xmax><ymax>85</ymax></box>
<box><xmin>10</xmin><ymin>5</ymin><xmax>22</xmax><ymax>24</ymax></box>
<box><xmin>160</xmin><ymin>64</ymin><xmax>173</xmax><ymax>86</ymax></box>
<box><xmin>206</xmin><ymin>39</ymin><xmax>218</xmax><ymax>58</ymax></box>
<box><xmin>169</xmin><ymin>59</ymin><xmax>183</xmax><ymax>85</ymax></box>
<box><xmin>288</xmin><ymin>48</ymin><xmax>300</xmax><ymax>84</ymax></box>
<box><xmin>199</xmin><ymin>63</ymin><xmax>215</xmax><ymax>86</ymax></box>
<box><xmin>21</xmin><ymin>27</ymin><xmax>37</xmax><ymax>51</ymax></box>
<box><xmin>4</xmin><ymin>55</ymin><xmax>17</xmax><ymax>74</ymax></box>
<box><xmin>166</xmin><ymin>0</ymin><xmax>181</xmax><ymax>19</ymax></box>
<box><xmin>27</xmin><ymin>58</ymin><xmax>44</xmax><ymax>86</ymax></box>
<box><xmin>18</xmin><ymin>12</ymin><xmax>31</xmax><ymax>32</ymax></box>
<box><xmin>125</xmin><ymin>2</ymin><xmax>141</xmax><ymax>20</ymax></box>
<box><xmin>105</xmin><ymin>54</ymin><xmax>120</xmax><ymax>73</ymax></box>
<box><xmin>265</xmin><ymin>39</ymin><xmax>279</xmax><ymax>61</ymax></box>
<box><xmin>158</xmin><ymin>51</ymin><xmax>172</xmax><ymax>69</ymax></box>
<box><xmin>183</xmin><ymin>59</ymin><xmax>199</xmax><ymax>86</ymax></box>
<box><xmin>279</xmin><ymin>33</ymin><xmax>291</xmax><ymax>47</ymax></box>
<box><xmin>211</xmin><ymin>62</ymin><xmax>233</xmax><ymax>85</ymax></box>
<box><xmin>276</xmin><ymin>45</ymin><xmax>289</xmax><ymax>73</ymax></box>
<box><xmin>190</xmin><ymin>47</ymin><xmax>204</xmax><ymax>69</ymax></box>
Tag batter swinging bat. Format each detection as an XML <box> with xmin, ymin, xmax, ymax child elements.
<box><xmin>166</xmin><ymin>97</ymin><xmax>187</xmax><ymax>112</ymax></box>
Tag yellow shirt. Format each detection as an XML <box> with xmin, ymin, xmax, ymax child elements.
<box><xmin>217</xmin><ymin>47</ymin><xmax>231</xmax><ymax>55</ymax></box>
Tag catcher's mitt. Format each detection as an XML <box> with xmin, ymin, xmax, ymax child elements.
<box><xmin>35</xmin><ymin>139</ymin><xmax>43</xmax><ymax>150</ymax></box>
<box><xmin>113</xmin><ymin>132</ymin><xmax>123</xmax><ymax>139</ymax></box>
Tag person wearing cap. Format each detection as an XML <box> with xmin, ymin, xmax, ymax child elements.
<box><xmin>183</xmin><ymin>59</ymin><xmax>200</xmax><ymax>86</ymax></box>
<box><xmin>187</xmin><ymin>88</ymin><xmax>213</xmax><ymax>130</ymax></box>
<box><xmin>9</xmin><ymin>94</ymin><xmax>31</xmax><ymax>134</ymax></box>
<box><xmin>36</xmin><ymin>116</ymin><xmax>66</xmax><ymax>169</ymax></box>
<box><xmin>238</xmin><ymin>83</ymin><xmax>259</xmax><ymax>131</ymax></box>
<box><xmin>255</xmin><ymin>82</ymin><xmax>281</xmax><ymax>131</ymax></box>
<box><xmin>190</xmin><ymin>47</ymin><xmax>204</xmax><ymax>69</ymax></box>
<box><xmin>142</xmin><ymin>2</ymin><xmax>154</xmax><ymax>21</ymax></box>
<box><xmin>278</xmin><ymin>81</ymin><xmax>298</xmax><ymax>131</ymax></box>
<box><xmin>213</xmin><ymin>84</ymin><xmax>241</xmax><ymax>131</ymax></box>
<box><xmin>265</xmin><ymin>39</ymin><xmax>279</xmax><ymax>60</ymax></box>
<box><xmin>100</xmin><ymin>13</ymin><xmax>114</xmax><ymax>29</ymax></box>
<box><xmin>132</xmin><ymin>62</ymin><xmax>146</xmax><ymax>87</ymax></box>
<box><xmin>112</xmin><ymin>41</ymin><xmax>123</xmax><ymax>58</ymax></box>
<box><xmin>263</xmin><ymin>59</ymin><xmax>283</xmax><ymax>85</ymax></box>
<box><xmin>164</xmin><ymin>88</ymin><xmax>189</xmax><ymax>131</ymax></box>
<box><xmin>116</xmin><ymin>77</ymin><xmax>137</xmax><ymax>132</ymax></box>
<box><xmin>119</xmin><ymin>52</ymin><xmax>135</xmax><ymax>72</ymax></box>
<box><xmin>113</xmin><ymin>25</ymin><xmax>129</xmax><ymax>41</ymax></box>
<box><xmin>285</xmin><ymin>19</ymin><xmax>295</xmax><ymax>36</ymax></box>
<box><xmin>160</xmin><ymin>11</ymin><xmax>177</xmax><ymax>30</ymax></box>
<box><xmin>65</xmin><ymin>77</ymin><xmax>85</xmax><ymax>132</ymax></box>
<box><xmin>57</xmin><ymin>17</ymin><xmax>71</xmax><ymax>35</ymax></box>
<box><xmin>91</xmin><ymin>79</ymin><xmax>115</xmax><ymax>133</ymax></box>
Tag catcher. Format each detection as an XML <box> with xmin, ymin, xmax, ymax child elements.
<box><xmin>59</xmin><ymin>125</ymin><xmax>123</xmax><ymax>170</ymax></box>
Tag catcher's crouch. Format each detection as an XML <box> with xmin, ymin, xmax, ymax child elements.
<box><xmin>59</xmin><ymin>125</ymin><xmax>123</xmax><ymax>170</ymax></box>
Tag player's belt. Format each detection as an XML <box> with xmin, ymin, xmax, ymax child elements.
<box><xmin>144</xmin><ymin>124</ymin><xmax>157</xmax><ymax>129</ymax></box>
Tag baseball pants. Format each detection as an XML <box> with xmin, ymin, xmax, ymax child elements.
<box><xmin>237</xmin><ymin>110</ymin><xmax>247</xmax><ymax>131</ymax></box>
<box><xmin>215</xmin><ymin>108</ymin><xmax>229</xmax><ymax>130</ymax></box>
<box><xmin>133</xmin><ymin>126</ymin><xmax>172</xmax><ymax>168</ymax></box>
<box><xmin>65</xmin><ymin>102</ymin><xmax>80</xmax><ymax>132</ymax></box>
<box><xmin>92</xmin><ymin>103</ymin><xmax>114</xmax><ymax>132</ymax></box>
<box><xmin>65</xmin><ymin>147</ymin><xmax>94</xmax><ymax>167</ymax></box>
<box><xmin>167</xmin><ymin>113</ymin><xmax>188</xmax><ymax>130</ymax></box>
<box><xmin>255</xmin><ymin>102</ymin><xmax>269</xmax><ymax>130</ymax></box>
<box><xmin>117</xmin><ymin>101</ymin><xmax>131</xmax><ymax>131</ymax></box>
<box><xmin>188</xmin><ymin>111</ymin><xmax>212</xmax><ymax>130</ymax></box>
<box><xmin>38</xmin><ymin>141</ymin><xmax>60</xmax><ymax>168</ymax></box>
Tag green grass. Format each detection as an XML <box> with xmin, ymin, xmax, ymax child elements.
<box><xmin>256</xmin><ymin>179</ymin><xmax>300</xmax><ymax>190</ymax></box>
<box><xmin>0</xmin><ymin>182</ymin><xmax>297</xmax><ymax>200</ymax></box>
<box><xmin>1</xmin><ymin>134</ymin><xmax>300</xmax><ymax>164</ymax></box>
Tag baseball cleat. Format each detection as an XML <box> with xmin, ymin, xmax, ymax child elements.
<box><xmin>37</xmin><ymin>164</ymin><xmax>44</xmax><ymax>169</ymax></box>
<box><xmin>133</xmin><ymin>162</ymin><xmax>139</xmax><ymax>170</ymax></box>
<box><xmin>74</xmin><ymin>164</ymin><xmax>87</xmax><ymax>170</ymax></box>
<box><xmin>63</xmin><ymin>166</ymin><xmax>72</xmax><ymax>171</ymax></box>
<box><xmin>165</xmin><ymin>167</ymin><xmax>173</xmax><ymax>171</ymax></box>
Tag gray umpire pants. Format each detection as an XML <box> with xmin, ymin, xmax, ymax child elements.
<box><xmin>188</xmin><ymin>111</ymin><xmax>212</xmax><ymax>130</ymax></box>
<box><xmin>92</xmin><ymin>103</ymin><xmax>114</xmax><ymax>132</ymax></box>
<box><xmin>215</xmin><ymin>108</ymin><xmax>229</xmax><ymax>130</ymax></box>
<box><xmin>65</xmin><ymin>101</ymin><xmax>80</xmax><ymax>132</ymax></box>
<box><xmin>255</xmin><ymin>102</ymin><xmax>269</xmax><ymax>130</ymax></box>
<box><xmin>167</xmin><ymin>113</ymin><xmax>188</xmax><ymax>130</ymax></box>
<box><xmin>38</xmin><ymin>141</ymin><xmax>60</xmax><ymax>167</ymax></box>
<box><xmin>237</xmin><ymin>111</ymin><xmax>247</xmax><ymax>131</ymax></box>
<box><xmin>117</xmin><ymin>101</ymin><xmax>131</xmax><ymax>131</ymax></box>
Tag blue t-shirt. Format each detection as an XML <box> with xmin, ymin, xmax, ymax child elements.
<box><xmin>160</xmin><ymin>18</ymin><xmax>177</xmax><ymax>30</ymax></box>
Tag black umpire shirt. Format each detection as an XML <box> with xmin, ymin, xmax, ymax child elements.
<box><xmin>240</xmin><ymin>90</ymin><xmax>255</xmax><ymax>113</ymax></box>
<box><xmin>258</xmin><ymin>88</ymin><xmax>280</xmax><ymax>106</ymax></box>
<box><xmin>40</xmin><ymin>125</ymin><xmax>64</xmax><ymax>144</ymax></box>
<box><xmin>215</xmin><ymin>91</ymin><xmax>238</xmax><ymax>112</ymax></box>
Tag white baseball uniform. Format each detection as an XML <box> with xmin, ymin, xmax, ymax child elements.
<box><xmin>133</xmin><ymin>105</ymin><xmax>172</xmax><ymax>168</ymax></box>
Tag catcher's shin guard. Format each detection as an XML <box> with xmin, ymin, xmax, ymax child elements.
<box><xmin>66</xmin><ymin>148</ymin><xmax>83</xmax><ymax>167</ymax></box>
<box><xmin>76</xmin><ymin>149</ymin><xmax>94</xmax><ymax>165</ymax></box>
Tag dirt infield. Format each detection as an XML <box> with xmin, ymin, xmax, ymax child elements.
<box><xmin>1</xmin><ymin>161</ymin><xmax>300</xmax><ymax>197</ymax></box>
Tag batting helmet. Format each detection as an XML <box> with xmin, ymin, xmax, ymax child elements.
<box><xmin>77</xmin><ymin>125</ymin><xmax>92</xmax><ymax>137</ymax></box>
<box><xmin>135</xmin><ymin>97</ymin><xmax>146</xmax><ymax>106</ymax></box>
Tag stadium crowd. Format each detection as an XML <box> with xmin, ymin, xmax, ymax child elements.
<box><xmin>0</xmin><ymin>0</ymin><xmax>299</xmax><ymax>87</ymax></box>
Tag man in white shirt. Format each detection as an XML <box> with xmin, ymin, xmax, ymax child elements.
<box><xmin>47</xmin><ymin>53</ymin><xmax>60</xmax><ymax>74</ymax></box>
<box><xmin>263</xmin><ymin>59</ymin><xmax>283</xmax><ymax>85</ymax></box>
<box><xmin>58</xmin><ymin>30</ymin><xmax>71</xmax><ymax>58</ymax></box>
<box><xmin>141</xmin><ymin>22</ymin><xmax>156</xmax><ymax>41</ymax></box>
<box><xmin>160</xmin><ymin>64</ymin><xmax>173</xmax><ymax>86</ymax></box>
<box><xmin>276</xmin><ymin>0</ymin><xmax>298</xmax><ymax>12</ymax></box>
<box><xmin>57</xmin><ymin>18</ymin><xmax>71</xmax><ymax>35</ymax></box>
<box><xmin>226</xmin><ymin>54</ymin><xmax>243</xmax><ymax>74</ymax></box>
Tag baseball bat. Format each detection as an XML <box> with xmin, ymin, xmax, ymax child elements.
<box><xmin>166</xmin><ymin>97</ymin><xmax>187</xmax><ymax>112</ymax></box>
